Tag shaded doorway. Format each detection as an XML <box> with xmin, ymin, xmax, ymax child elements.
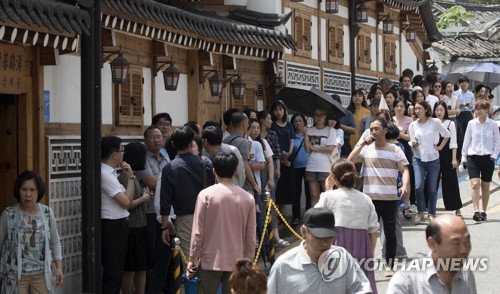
<box><xmin>0</xmin><ymin>94</ymin><xmax>18</xmax><ymax>213</ymax></box>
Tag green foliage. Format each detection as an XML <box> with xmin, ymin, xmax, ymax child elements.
<box><xmin>437</xmin><ymin>5</ymin><xmax>474</xmax><ymax>29</ymax></box>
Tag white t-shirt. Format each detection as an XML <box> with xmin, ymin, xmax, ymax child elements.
<box><xmin>262</xmin><ymin>138</ymin><xmax>274</xmax><ymax>159</ymax></box>
<box><xmin>250</xmin><ymin>140</ymin><xmax>266</xmax><ymax>189</ymax></box>
<box><xmin>101</xmin><ymin>163</ymin><xmax>129</xmax><ymax>219</ymax></box>
<box><xmin>425</xmin><ymin>94</ymin><xmax>439</xmax><ymax>110</ymax></box>
<box><xmin>306</xmin><ymin>126</ymin><xmax>337</xmax><ymax>172</ymax></box>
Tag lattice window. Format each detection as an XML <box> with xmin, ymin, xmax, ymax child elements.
<box><xmin>294</xmin><ymin>12</ymin><xmax>312</xmax><ymax>58</ymax></box>
<box><xmin>115</xmin><ymin>66</ymin><xmax>144</xmax><ymax>126</ymax></box>
<box><xmin>384</xmin><ymin>38</ymin><xmax>397</xmax><ymax>74</ymax></box>
<box><xmin>357</xmin><ymin>32</ymin><xmax>371</xmax><ymax>70</ymax></box>
<box><xmin>328</xmin><ymin>21</ymin><xmax>344</xmax><ymax>64</ymax></box>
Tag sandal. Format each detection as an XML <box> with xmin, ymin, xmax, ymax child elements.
<box><xmin>292</xmin><ymin>219</ymin><xmax>301</xmax><ymax>226</ymax></box>
<box><xmin>414</xmin><ymin>214</ymin><xmax>423</xmax><ymax>225</ymax></box>
<box><xmin>276</xmin><ymin>239</ymin><xmax>290</xmax><ymax>247</ymax></box>
<box><xmin>402</xmin><ymin>208</ymin><xmax>411</xmax><ymax>220</ymax></box>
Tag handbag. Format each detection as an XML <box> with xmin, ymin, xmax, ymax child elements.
<box><xmin>290</xmin><ymin>138</ymin><xmax>305</xmax><ymax>163</ymax></box>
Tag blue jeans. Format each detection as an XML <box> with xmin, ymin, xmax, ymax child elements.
<box><xmin>413</xmin><ymin>158</ymin><xmax>440</xmax><ymax>216</ymax></box>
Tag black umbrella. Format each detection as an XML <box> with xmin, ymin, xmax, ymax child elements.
<box><xmin>277</xmin><ymin>85</ymin><xmax>346</xmax><ymax>120</ymax></box>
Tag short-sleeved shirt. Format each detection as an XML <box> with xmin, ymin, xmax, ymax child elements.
<box><xmin>387</xmin><ymin>259</ymin><xmax>477</xmax><ymax>294</ymax></box>
<box><xmin>293</xmin><ymin>133</ymin><xmax>308</xmax><ymax>168</ymax></box>
<box><xmin>223</xmin><ymin>133</ymin><xmax>252</xmax><ymax>192</ymax></box>
<box><xmin>101</xmin><ymin>163</ymin><xmax>129</xmax><ymax>219</ymax></box>
<box><xmin>267</xmin><ymin>243</ymin><xmax>372</xmax><ymax>294</ymax></box>
<box><xmin>306</xmin><ymin>126</ymin><xmax>337</xmax><ymax>173</ymax></box>
<box><xmin>250</xmin><ymin>140</ymin><xmax>266</xmax><ymax>189</ymax></box>
<box><xmin>271</xmin><ymin>122</ymin><xmax>295</xmax><ymax>152</ymax></box>
<box><xmin>136</xmin><ymin>151</ymin><xmax>169</xmax><ymax>214</ymax></box>
<box><xmin>359</xmin><ymin>143</ymin><xmax>409</xmax><ymax>201</ymax></box>
<box><xmin>453</xmin><ymin>89</ymin><xmax>475</xmax><ymax>112</ymax></box>
<box><xmin>265</xmin><ymin>129</ymin><xmax>283</xmax><ymax>161</ymax></box>
<box><xmin>340</xmin><ymin>109</ymin><xmax>356</xmax><ymax>141</ymax></box>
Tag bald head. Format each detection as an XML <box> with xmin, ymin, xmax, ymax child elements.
<box><xmin>426</xmin><ymin>215</ymin><xmax>467</xmax><ymax>244</ymax></box>
<box><xmin>426</xmin><ymin>215</ymin><xmax>471</xmax><ymax>266</ymax></box>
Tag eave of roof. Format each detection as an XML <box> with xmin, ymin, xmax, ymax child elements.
<box><xmin>0</xmin><ymin>0</ymin><xmax>90</xmax><ymax>51</ymax></box>
<box><xmin>384</xmin><ymin>0</ymin><xmax>442</xmax><ymax>44</ymax></box>
<box><xmin>101</xmin><ymin>0</ymin><xmax>295</xmax><ymax>59</ymax></box>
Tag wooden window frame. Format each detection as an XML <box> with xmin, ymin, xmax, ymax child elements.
<box><xmin>357</xmin><ymin>32</ymin><xmax>371</xmax><ymax>70</ymax></box>
<box><xmin>114</xmin><ymin>65</ymin><xmax>144</xmax><ymax>126</ymax></box>
<box><xmin>383</xmin><ymin>38</ymin><xmax>397</xmax><ymax>74</ymax></box>
<box><xmin>294</xmin><ymin>11</ymin><xmax>312</xmax><ymax>58</ymax></box>
<box><xmin>328</xmin><ymin>21</ymin><xmax>344</xmax><ymax>64</ymax></box>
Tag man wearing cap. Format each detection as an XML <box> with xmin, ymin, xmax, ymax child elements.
<box><xmin>267</xmin><ymin>207</ymin><xmax>372</xmax><ymax>294</ymax></box>
<box><xmin>358</xmin><ymin>99</ymin><xmax>381</xmax><ymax>135</ymax></box>
<box><xmin>419</xmin><ymin>80</ymin><xmax>439</xmax><ymax>110</ymax></box>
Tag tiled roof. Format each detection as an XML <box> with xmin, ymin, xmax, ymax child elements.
<box><xmin>430</xmin><ymin>0</ymin><xmax>500</xmax><ymax>61</ymax></box>
<box><xmin>0</xmin><ymin>0</ymin><xmax>90</xmax><ymax>35</ymax></box>
<box><xmin>101</xmin><ymin>0</ymin><xmax>295</xmax><ymax>59</ymax></box>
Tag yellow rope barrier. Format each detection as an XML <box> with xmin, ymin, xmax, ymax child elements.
<box><xmin>253</xmin><ymin>199</ymin><xmax>273</xmax><ymax>265</ymax></box>
<box><xmin>269</xmin><ymin>200</ymin><xmax>304</xmax><ymax>241</ymax></box>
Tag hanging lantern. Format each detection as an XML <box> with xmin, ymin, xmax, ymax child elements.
<box><xmin>163</xmin><ymin>63</ymin><xmax>180</xmax><ymax>91</ymax></box>
<box><xmin>406</xmin><ymin>26</ymin><xmax>416</xmax><ymax>42</ymax></box>
<box><xmin>110</xmin><ymin>53</ymin><xmax>130</xmax><ymax>84</ymax></box>
<box><xmin>325</xmin><ymin>0</ymin><xmax>339</xmax><ymax>14</ymax></box>
<box><xmin>208</xmin><ymin>72</ymin><xmax>224</xmax><ymax>97</ymax></box>
<box><xmin>356</xmin><ymin>4</ymin><xmax>368</xmax><ymax>23</ymax></box>
<box><xmin>383</xmin><ymin>17</ymin><xmax>393</xmax><ymax>34</ymax></box>
<box><xmin>232</xmin><ymin>76</ymin><xmax>246</xmax><ymax>100</ymax></box>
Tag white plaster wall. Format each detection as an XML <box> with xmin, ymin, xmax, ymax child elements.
<box><xmin>343</xmin><ymin>24</ymin><xmax>349</xmax><ymax>65</ymax></box>
<box><xmin>224</xmin><ymin>0</ymin><xmax>247</xmax><ymax>6</ymax></box>
<box><xmin>321</xmin><ymin>18</ymin><xmax>327</xmax><ymax>61</ymax></box>
<box><xmin>247</xmin><ymin>0</ymin><xmax>281</xmax><ymax>13</ymax></box>
<box><xmin>301</xmin><ymin>0</ymin><xmax>319</xmax><ymax>9</ymax></box>
<box><xmin>143</xmin><ymin>68</ymin><xmax>152</xmax><ymax>125</ymax></box>
<box><xmin>401</xmin><ymin>37</ymin><xmax>423</xmax><ymax>76</ymax></box>
<box><xmin>101</xmin><ymin>62</ymin><xmax>113</xmax><ymax>125</ymax></box>
<box><xmin>378</xmin><ymin>34</ymin><xmax>383</xmax><ymax>73</ymax></box>
<box><xmin>370</xmin><ymin>33</ymin><xmax>376</xmax><ymax>71</ymax></box>
<box><xmin>154</xmin><ymin>73</ymin><xmax>188</xmax><ymax>126</ymax></box>
<box><xmin>43</xmin><ymin>55</ymin><xmax>81</xmax><ymax>123</ymax></box>
<box><xmin>311</xmin><ymin>15</ymin><xmax>318</xmax><ymax>60</ymax></box>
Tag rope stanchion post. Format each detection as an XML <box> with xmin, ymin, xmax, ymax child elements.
<box><xmin>265</xmin><ymin>193</ymin><xmax>276</xmax><ymax>265</ymax></box>
<box><xmin>171</xmin><ymin>237</ymin><xmax>182</xmax><ymax>294</ymax></box>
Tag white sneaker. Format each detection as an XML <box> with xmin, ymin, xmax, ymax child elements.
<box><xmin>409</xmin><ymin>204</ymin><xmax>418</xmax><ymax>213</ymax></box>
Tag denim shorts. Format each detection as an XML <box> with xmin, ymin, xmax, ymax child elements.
<box><xmin>305</xmin><ymin>171</ymin><xmax>329</xmax><ymax>182</ymax></box>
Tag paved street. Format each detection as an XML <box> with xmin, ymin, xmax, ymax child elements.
<box><xmin>272</xmin><ymin>170</ymin><xmax>500</xmax><ymax>293</ymax></box>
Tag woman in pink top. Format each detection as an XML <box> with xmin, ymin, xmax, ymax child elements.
<box><xmin>393</xmin><ymin>97</ymin><xmax>415</xmax><ymax>214</ymax></box>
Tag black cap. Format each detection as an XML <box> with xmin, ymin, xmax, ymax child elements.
<box><xmin>303</xmin><ymin>207</ymin><xmax>338</xmax><ymax>238</ymax></box>
<box><xmin>371</xmin><ymin>98</ymin><xmax>381</xmax><ymax>106</ymax></box>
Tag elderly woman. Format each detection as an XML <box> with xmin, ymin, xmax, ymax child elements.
<box><xmin>315</xmin><ymin>159</ymin><xmax>379</xmax><ymax>293</ymax></box>
<box><xmin>0</xmin><ymin>171</ymin><xmax>63</xmax><ymax>293</ymax></box>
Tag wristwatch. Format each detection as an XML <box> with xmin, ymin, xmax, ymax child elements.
<box><xmin>128</xmin><ymin>175</ymin><xmax>136</xmax><ymax>180</ymax></box>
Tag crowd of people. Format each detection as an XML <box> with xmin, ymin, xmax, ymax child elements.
<box><xmin>2</xmin><ymin>69</ymin><xmax>497</xmax><ymax>293</ymax></box>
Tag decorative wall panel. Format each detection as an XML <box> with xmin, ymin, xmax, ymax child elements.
<box><xmin>285</xmin><ymin>62</ymin><xmax>320</xmax><ymax>88</ymax></box>
<box><xmin>323</xmin><ymin>69</ymin><xmax>352</xmax><ymax>106</ymax></box>
<box><xmin>47</xmin><ymin>135</ymin><xmax>142</xmax><ymax>291</ymax></box>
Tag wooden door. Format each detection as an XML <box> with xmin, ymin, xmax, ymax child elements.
<box><xmin>0</xmin><ymin>94</ymin><xmax>18</xmax><ymax>213</ymax></box>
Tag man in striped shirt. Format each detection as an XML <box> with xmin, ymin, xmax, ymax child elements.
<box><xmin>348</xmin><ymin>117</ymin><xmax>410</xmax><ymax>276</ymax></box>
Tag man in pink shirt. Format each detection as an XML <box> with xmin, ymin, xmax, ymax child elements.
<box><xmin>187</xmin><ymin>152</ymin><xmax>256</xmax><ymax>293</ymax></box>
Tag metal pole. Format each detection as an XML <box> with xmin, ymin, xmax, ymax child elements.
<box><xmin>81</xmin><ymin>0</ymin><xmax>102</xmax><ymax>292</ymax></box>
<box><xmin>349</xmin><ymin>1</ymin><xmax>360</xmax><ymax>93</ymax></box>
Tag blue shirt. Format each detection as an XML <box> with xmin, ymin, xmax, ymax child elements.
<box><xmin>453</xmin><ymin>89</ymin><xmax>475</xmax><ymax>112</ymax></box>
<box><xmin>160</xmin><ymin>152</ymin><xmax>214</xmax><ymax>216</ymax></box>
<box><xmin>292</xmin><ymin>134</ymin><xmax>309</xmax><ymax>168</ymax></box>
<box><xmin>340</xmin><ymin>109</ymin><xmax>356</xmax><ymax>141</ymax></box>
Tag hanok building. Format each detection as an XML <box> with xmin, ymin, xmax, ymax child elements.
<box><xmin>277</xmin><ymin>0</ymin><xmax>442</xmax><ymax>104</ymax></box>
<box><xmin>1</xmin><ymin>0</ymin><xmax>295</xmax><ymax>291</ymax></box>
